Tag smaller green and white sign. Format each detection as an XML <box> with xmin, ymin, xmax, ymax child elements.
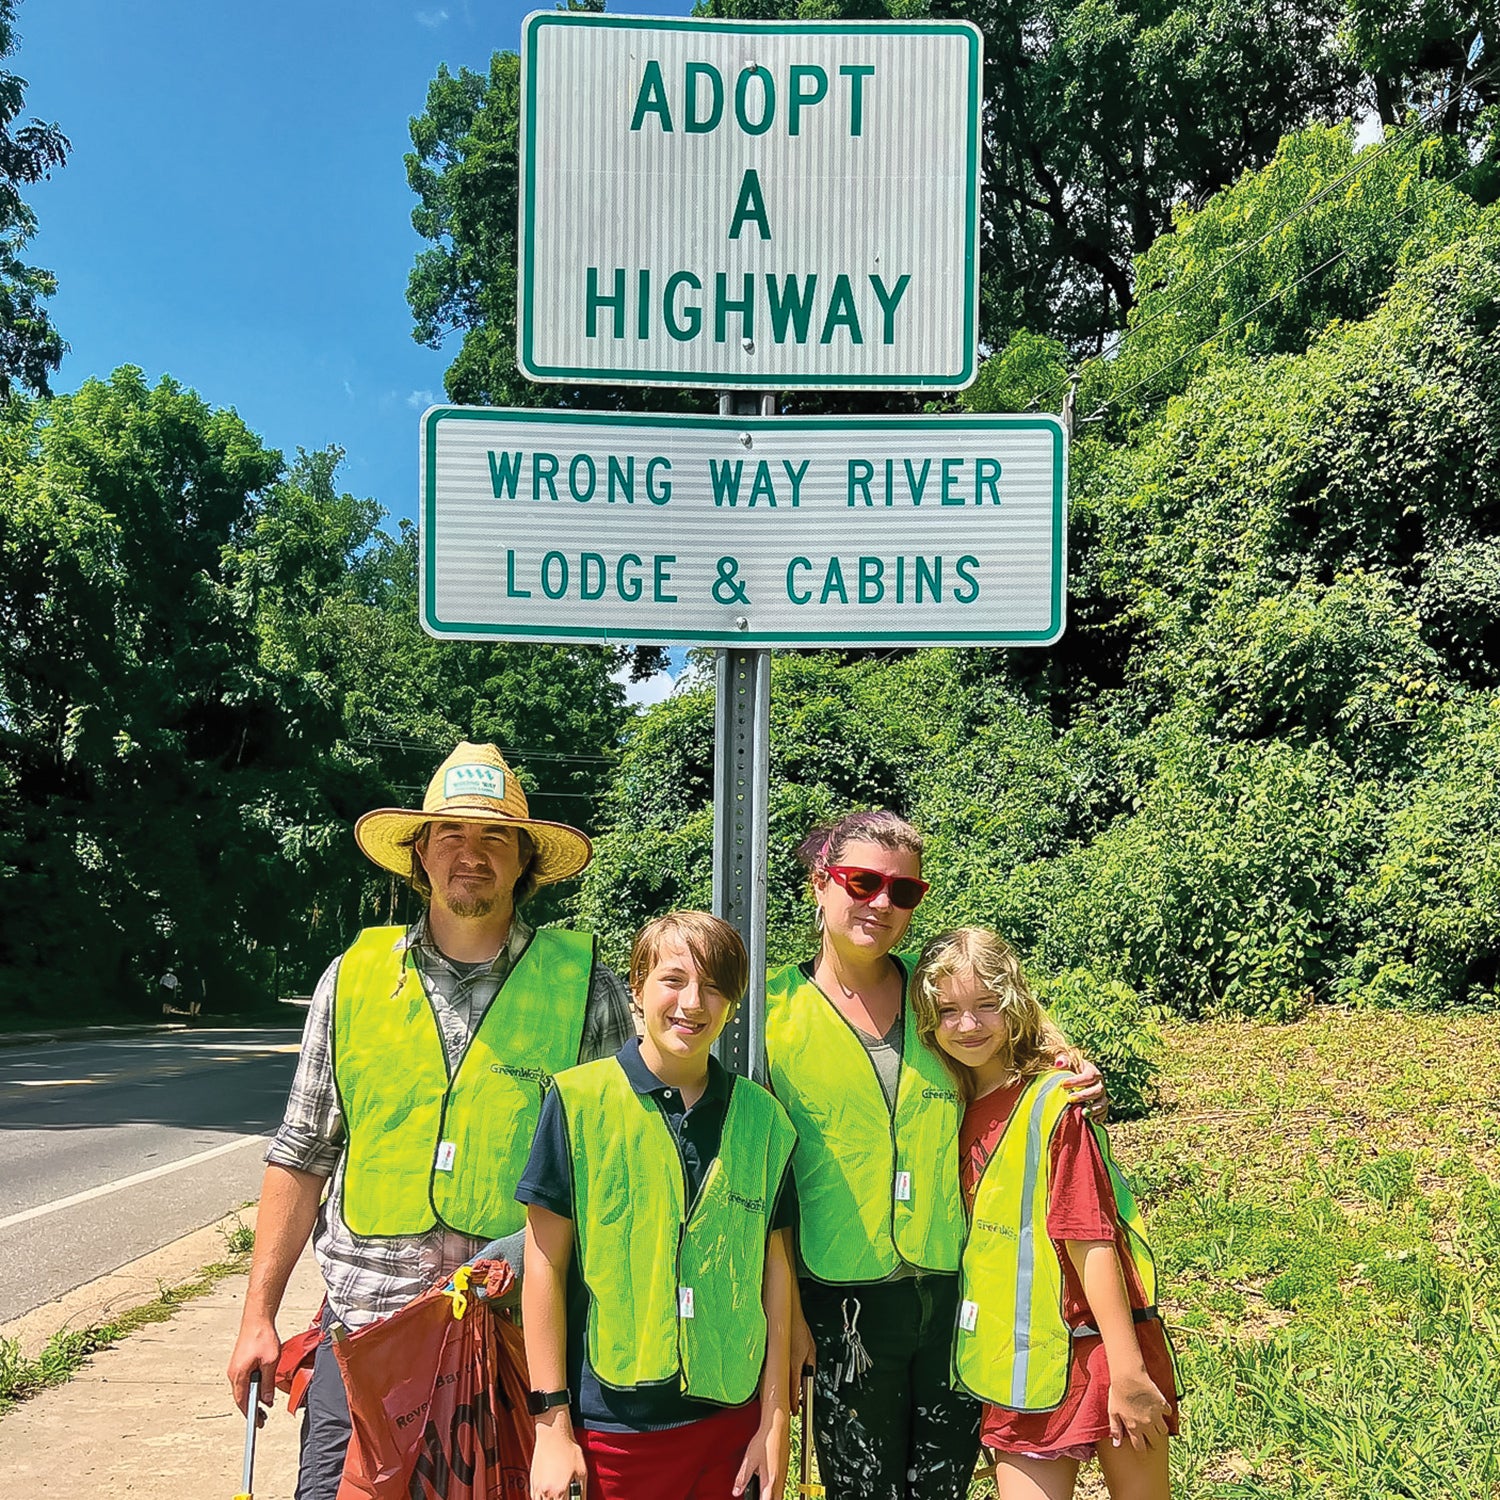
<box><xmin>518</xmin><ymin>14</ymin><xmax>982</xmax><ymax>389</ymax></box>
<box><xmin>422</xmin><ymin>409</ymin><xmax>1066</xmax><ymax>647</ymax></box>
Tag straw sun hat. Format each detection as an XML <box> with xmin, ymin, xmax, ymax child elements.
<box><xmin>354</xmin><ymin>742</ymin><xmax>593</xmax><ymax>887</ymax></box>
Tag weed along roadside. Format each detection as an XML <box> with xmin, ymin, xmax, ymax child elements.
<box><xmin>0</xmin><ymin>1209</ymin><xmax>260</xmax><ymax>1415</ymax></box>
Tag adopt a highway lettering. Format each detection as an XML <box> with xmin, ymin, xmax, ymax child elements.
<box><xmin>518</xmin><ymin>15</ymin><xmax>981</xmax><ymax>388</ymax></box>
<box><xmin>421</xmin><ymin>410</ymin><xmax>1066</xmax><ymax>648</ymax></box>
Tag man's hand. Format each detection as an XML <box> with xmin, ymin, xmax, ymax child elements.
<box><xmin>226</xmin><ymin>1317</ymin><xmax>280</xmax><ymax>1417</ymax></box>
<box><xmin>789</xmin><ymin>1312</ymin><xmax>816</xmax><ymax>1414</ymax></box>
<box><xmin>1055</xmin><ymin>1053</ymin><xmax>1108</xmax><ymax>1119</ymax></box>
<box><xmin>1108</xmin><ymin>1368</ymin><xmax>1171</xmax><ymax>1450</ymax></box>
<box><xmin>734</xmin><ymin>1404</ymin><xmax>789</xmax><ymax>1497</ymax></box>
<box><xmin>531</xmin><ymin>1420</ymin><xmax>587</xmax><ymax>1500</ymax></box>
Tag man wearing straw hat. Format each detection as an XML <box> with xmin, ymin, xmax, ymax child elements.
<box><xmin>226</xmin><ymin>742</ymin><xmax>634</xmax><ymax>1500</ymax></box>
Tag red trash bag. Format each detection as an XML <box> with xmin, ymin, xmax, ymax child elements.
<box><xmin>333</xmin><ymin>1262</ymin><xmax>534</xmax><ymax>1500</ymax></box>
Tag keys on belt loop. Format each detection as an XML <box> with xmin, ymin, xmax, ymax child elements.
<box><xmin>839</xmin><ymin>1298</ymin><xmax>873</xmax><ymax>1387</ymax></box>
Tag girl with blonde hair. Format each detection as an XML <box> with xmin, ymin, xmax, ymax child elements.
<box><xmin>912</xmin><ymin>928</ymin><xmax>1180</xmax><ymax>1500</ymax></box>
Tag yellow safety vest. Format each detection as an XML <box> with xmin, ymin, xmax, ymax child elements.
<box><xmin>332</xmin><ymin>924</ymin><xmax>592</xmax><ymax>1239</ymax></box>
<box><xmin>951</xmin><ymin>1071</ymin><xmax>1173</xmax><ymax>1411</ymax></box>
<box><xmin>553</xmin><ymin>1058</ymin><xmax>796</xmax><ymax>1405</ymax></box>
<box><xmin>764</xmin><ymin>960</ymin><xmax>964</xmax><ymax>1283</ymax></box>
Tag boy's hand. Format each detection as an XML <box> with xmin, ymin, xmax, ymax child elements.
<box><xmin>1055</xmin><ymin>1053</ymin><xmax>1108</xmax><ymax>1119</ymax></box>
<box><xmin>1108</xmin><ymin>1369</ymin><xmax>1171</xmax><ymax>1450</ymax></box>
<box><xmin>789</xmin><ymin>1313</ymin><xmax>816</xmax><ymax>1413</ymax></box>
<box><xmin>531</xmin><ymin>1419</ymin><xmax>586</xmax><ymax>1500</ymax></box>
<box><xmin>734</xmin><ymin>1405</ymin><xmax>789</xmax><ymax>1497</ymax></box>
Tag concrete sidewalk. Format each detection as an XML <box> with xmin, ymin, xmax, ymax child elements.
<box><xmin>0</xmin><ymin>1233</ymin><xmax>322</xmax><ymax>1498</ymax></box>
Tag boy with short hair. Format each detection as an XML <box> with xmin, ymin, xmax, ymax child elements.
<box><xmin>518</xmin><ymin>911</ymin><xmax>797</xmax><ymax>1500</ymax></box>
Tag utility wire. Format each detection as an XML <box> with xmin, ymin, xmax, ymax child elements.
<box><xmin>1092</xmin><ymin>189</ymin><xmax>1441</xmax><ymax>416</ymax></box>
<box><xmin>1033</xmin><ymin>60</ymin><xmax>1500</xmax><ymax>415</ymax></box>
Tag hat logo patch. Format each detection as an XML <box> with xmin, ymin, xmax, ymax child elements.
<box><xmin>443</xmin><ymin>764</ymin><xmax>505</xmax><ymax>801</ymax></box>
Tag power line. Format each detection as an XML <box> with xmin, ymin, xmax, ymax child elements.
<box><xmin>1090</xmin><ymin>190</ymin><xmax>1441</xmax><ymax>415</ymax></box>
<box><xmin>348</xmin><ymin>734</ymin><xmax>617</xmax><ymax>765</ymax></box>
<box><xmin>1034</xmin><ymin>61</ymin><xmax>1500</xmax><ymax>416</ymax></box>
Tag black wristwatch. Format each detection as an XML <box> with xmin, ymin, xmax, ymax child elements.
<box><xmin>526</xmin><ymin>1387</ymin><xmax>571</xmax><ymax>1416</ymax></box>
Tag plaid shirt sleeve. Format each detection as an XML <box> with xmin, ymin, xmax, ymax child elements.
<box><xmin>579</xmin><ymin>958</ymin><xmax>636</xmax><ymax>1063</ymax></box>
<box><xmin>264</xmin><ymin>953</ymin><xmax>345</xmax><ymax>1179</ymax></box>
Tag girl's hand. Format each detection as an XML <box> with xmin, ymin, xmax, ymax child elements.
<box><xmin>531</xmin><ymin>1420</ymin><xmax>586</xmax><ymax>1500</ymax></box>
<box><xmin>789</xmin><ymin>1312</ymin><xmax>816</xmax><ymax>1413</ymax></box>
<box><xmin>1056</xmin><ymin>1054</ymin><xmax>1108</xmax><ymax>1119</ymax></box>
<box><xmin>734</xmin><ymin>1405</ymin><xmax>789</xmax><ymax>1497</ymax></box>
<box><xmin>1108</xmin><ymin>1369</ymin><xmax>1171</xmax><ymax>1451</ymax></box>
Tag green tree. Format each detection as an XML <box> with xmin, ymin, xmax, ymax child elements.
<box><xmin>0</xmin><ymin>0</ymin><xmax>68</xmax><ymax>396</ymax></box>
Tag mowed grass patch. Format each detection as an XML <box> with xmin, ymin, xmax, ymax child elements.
<box><xmin>1097</xmin><ymin>1010</ymin><xmax>1500</xmax><ymax>1499</ymax></box>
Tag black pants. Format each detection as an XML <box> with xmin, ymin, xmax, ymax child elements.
<box><xmin>295</xmin><ymin>1333</ymin><xmax>352</xmax><ymax>1500</ymax></box>
<box><xmin>802</xmin><ymin>1275</ymin><xmax>982</xmax><ymax>1500</ymax></box>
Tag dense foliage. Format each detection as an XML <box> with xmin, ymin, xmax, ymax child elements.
<box><xmin>578</xmin><ymin>124</ymin><xmax>1500</xmax><ymax>1031</ymax></box>
<box><xmin>0</xmin><ymin>372</ymin><xmax>638</xmax><ymax>1019</ymax></box>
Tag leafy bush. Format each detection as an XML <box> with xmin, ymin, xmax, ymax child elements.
<box><xmin>1339</xmin><ymin>695</ymin><xmax>1500</xmax><ymax>1009</ymax></box>
<box><xmin>1032</xmin><ymin>967</ymin><xmax>1164</xmax><ymax>1120</ymax></box>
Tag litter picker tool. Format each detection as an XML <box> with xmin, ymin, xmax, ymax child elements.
<box><xmin>799</xmin><ymin>1369</ymin><xmax>824</xmax><ymax>1498</ymax></box>
<box><xmin>233</xmin><ymin>1370</ymin><xmax>261</xmax><ymax>1500</ymax></box>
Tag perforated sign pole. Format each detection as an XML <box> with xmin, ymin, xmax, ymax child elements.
<box><xmin>712</xmin><ymin>391</ymin><xmax>775</xmax><ymax>1083</ymax></box>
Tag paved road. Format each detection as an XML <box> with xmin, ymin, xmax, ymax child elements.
<box><xmin>0</xmin><ymin>1028</ymin><xmax>303</xmax><ymax>1323</ymax></box>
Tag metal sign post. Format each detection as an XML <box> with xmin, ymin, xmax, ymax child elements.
<box><xmin>713</xmin><ymin>391</ymin><xmax>775</xmax><ymax>1082</ymax></box>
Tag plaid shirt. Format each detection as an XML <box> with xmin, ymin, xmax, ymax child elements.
<box><xmin>266</xmin><ymin>913</ymin><xmax>634</xmax><ymax>1329</ymax></box>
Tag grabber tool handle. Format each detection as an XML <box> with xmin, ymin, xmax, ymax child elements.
<box><xmin>799</xmin><ymin>1369</ymin><xmax>824</xmax><ymax>1497</ymax></box>
<box><xmin>234</xmin><ymin>1369</ymin><xmax>261</xmax><ymax>1500</ymax></box>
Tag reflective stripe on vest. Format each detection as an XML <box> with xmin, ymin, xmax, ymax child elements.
<box><xmin>554</xmin><ymin>1058</ymin><xmax>797</xmax><ymax>1406</ymax></box>
<box><xmin>764</xmin><ymin>961</ymin><xmax>964</xmax><ymax>1283</ymax></box>
<box><xmin>952</xmin><ymin>1071</ymin><xmax>1171</xmax><ymax>1411</ymax></box>
<box><xmin>332</xmin><ymin>924</ymin><xmax>592</xmax><ymax>1240</ymax></box>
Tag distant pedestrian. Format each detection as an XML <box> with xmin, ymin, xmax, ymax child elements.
<box><xmin>226</xmin><ymin>741</ymin><xmax>634</xmax><ymax>1500</ymax></box>
<box><xmin>913</xmin><ymin>927</ymin><xmax>1180</xmax><ymax>1500</ymax></box>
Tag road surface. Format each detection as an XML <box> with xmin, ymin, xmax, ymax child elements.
<box><xmin>0</xmin><ymin>1028</ymin><xmax>303</xmax><ymax>1323</ymax></box>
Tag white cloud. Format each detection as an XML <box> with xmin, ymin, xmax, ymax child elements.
<box><xmin>407</xmin><ymin>389</ymin><xmax>438</xmax><ymax>410</ymax></box>
<box><xmin>416</xmin><ymin>8</ymin><xmax>449</xmax><ymax>27</ymax></box>
<box><xmin>614</xmin><ymin>663</ymin><xmax>678</xmax><ymax>710</ymax></box>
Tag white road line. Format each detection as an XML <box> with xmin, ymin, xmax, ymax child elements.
<box><xmin>0</xmin><ymin>1134</ymin><xmax>266</xmax><ymax>1232</ymax></box>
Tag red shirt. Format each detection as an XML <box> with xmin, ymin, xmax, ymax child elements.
<box><xmin>959</xmin><ymin>1081</ymin><xmax>1180</xmax><ymax>1454</ymax></box>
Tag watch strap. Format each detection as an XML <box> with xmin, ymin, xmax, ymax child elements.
<box><xmin>526</xmin><ymin>1387</ymin><xmax>570</xmax><ymax>1416</ymax></box>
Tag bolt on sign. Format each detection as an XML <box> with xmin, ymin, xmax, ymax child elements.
<box><xmin>421</xmin><ymin>408</ymin><xmax>1066</xmax><ymax>647</ymax></box>
<box><xmin>517</xmin><ymin>13</ymin><xmax>982</xmax><ymax>390</ymax></box>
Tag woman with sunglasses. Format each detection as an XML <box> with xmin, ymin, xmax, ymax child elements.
<box><xmin>764</xmin><ymin>810</ymin><xmax>1103</xmax><ymax>1500</ymax></box>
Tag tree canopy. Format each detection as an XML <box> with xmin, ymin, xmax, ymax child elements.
<box><xmin>0</xmin><ymin>0</ymin><xmax>68</xmax><ymax>397</ymax></box>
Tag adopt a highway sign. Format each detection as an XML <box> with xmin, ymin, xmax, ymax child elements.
<box><xmin>421</xmin><ymin>408</ymin><xmax>1065</xmax><ymax>647</ymax></box>
<box><xmin>517</xmin><ymin>13</ymin><xmax>982</xmax><ymax>390</ymax></box>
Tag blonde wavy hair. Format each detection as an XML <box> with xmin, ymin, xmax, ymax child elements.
<box><xmin>911</xmin><ymin>928</ymin><xmax>1074</xmax><ymax>1103</ymax></box>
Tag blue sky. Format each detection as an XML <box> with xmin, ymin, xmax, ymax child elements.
<box><xmin>16</xmin><ymin>0</ymin><xmax>693</xmax><ymax>531</ymax></box>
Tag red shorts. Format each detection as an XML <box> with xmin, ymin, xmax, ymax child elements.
<box><xmin>578</xmin><ymin>1401</ymin><xmax>761</xmax><ymax>1500</ymax></box>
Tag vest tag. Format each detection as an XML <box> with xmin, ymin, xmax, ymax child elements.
<box><xmin>434</xmin><ymin>1140</ymin><xmax>457</xmax><ymax>1172</ymax></box>
<box><xmin>895</xmin><ymin>1170</ymin><xmax>912</xmax><ymax>1202</ymax></box>
<box><xmin>959</xmin><ymin>1299</ymin><xmax>979</xmax><ymax>1332</ymax></box>
<box><xmin>678</xmin><ymin>1286</ymin><xmax>695</xmax><ymax>1319</ymax></box>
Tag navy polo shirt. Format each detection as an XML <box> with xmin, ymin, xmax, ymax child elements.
<box><xmin>516</xmin><ymin>1038</ymin><xmax>794</xmax><ymax>1432</ymax></box>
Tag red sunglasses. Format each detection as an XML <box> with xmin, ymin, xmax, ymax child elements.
<box><xmin>822</xmin><ymin>864</ymin><xmax>930</xmax><ymax>910</ymax></box>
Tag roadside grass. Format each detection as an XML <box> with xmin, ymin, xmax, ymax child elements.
<box><xmin>1074</xmin><ymin>1008</ymin><xmax>1500</xmax><ymax>1500</ymax></box>
<box><xmin>0</xmin><ymin>1248</ymin><xmax>252</xmax><ymax>1417</ymax></box>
